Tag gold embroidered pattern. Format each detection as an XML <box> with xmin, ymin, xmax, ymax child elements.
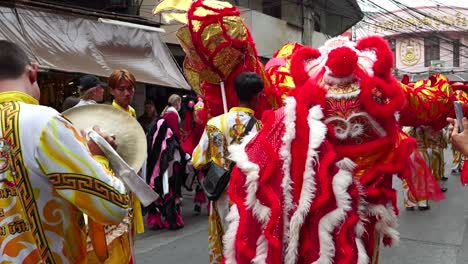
<box><xmin>0</xmin><ymin>101</ymin><xmax>55</xmax><ymax>262</ymax></box>
<box><xmin>48</xmin><ymin>173</ymin><xmax>129</xmax><ymax>208</ymax></box>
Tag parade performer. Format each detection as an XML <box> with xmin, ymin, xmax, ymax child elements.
<box><xmin>86</xmin><ymin>69</ymin><xmax>144</xmax><ymax>264</ymax></box>
<box><xmin>161</xmin><ymin>94</ymin><xmax>182</xmax><ymax>139</ymax></box>
<box><xmin>145</xmin><ymin>115</ymin><xmax>187</xmax><ymax>230</ymax></box>
<box><xmin>426</xmin><ymin>127</ymin><xmax>448</xmax><ymax>189</ymax></box>
<box><xmin>452</xmin><ymin>148</ymin><xmax>463</xmax><ymax>173</ymax></box>
<box><xmin>402</xmin><ymin>126</ymin><xmax>431</xmax><ymax>210</ymax></box>
<box><xmin>224</xmin><ymin>36</ymin><xmax>444</xmax><ymax>263</ymax></box>
<box><xmin>154</xmin><ymin>1</ymin><xmax>280</xmax><ymax>262</ymax></box>
<box><xmin>192</xmin><ymin>72</ymin><xmax>263</xmax><ymax>264</ymax></box>
<box><xmin>75</xmin><ymin>74</ymin><xmax>106</xmax><ymax>107</ymax></box>
<box><xmin>403</xmin><ymin>124</ymin><xmax>448</xmax><ymax>210</ymax></box>
<box><xmin>180</xmin><ymin>95</ymin><xmax>209</xmax><ymax>213</ymax></box>
<box><xmin>154</xmin><ymin>0</ymin><xmax>280</xmax><ymax>120</ymax></box>
<box><xmin>450</xmin><ymin>84</ymin><xmax>468</xmax><ymax>174</ymax></box>
<box><xmin>0</xmin><ymin>40</ymin><xmax>129</xmax><ymax>263</ymax></box>
<box><xmin>400</xmin><ymin>76</ymin><xmax>468</xmax><ymax>184</ymax></box>
<box><xmin>138</xmin><ymin>100</ymin><xmax>158</xmax><ymax>133</ymax></box>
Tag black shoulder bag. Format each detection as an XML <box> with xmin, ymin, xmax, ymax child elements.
<box><xmin>202</xmin><ymin>117</ymin><xmax>257</xmax><ymax>201</ymax></box>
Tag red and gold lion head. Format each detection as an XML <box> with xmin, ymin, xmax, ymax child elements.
<box><xmin>289</xmin><ymin>36</ymin><xmax>405</xmax><ymax>146</ymax></box>
<box><xmin>156</xmin><ymin>0</ymin><xmax>277</xmax><ymax>118</ymax></box>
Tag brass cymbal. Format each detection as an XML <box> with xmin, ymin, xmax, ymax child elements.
<box><xmin>63</xmin><ymin>104</ymin><xmax>147</xmax><ymax>171</ymax></box>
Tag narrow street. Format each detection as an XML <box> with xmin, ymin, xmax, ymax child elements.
<box><xmin>134</xmin><ymin>191</ymin><xmax>209</xmax><ymax>263</ymax></box>
<box><xmin>135</xmin><ymin>147</ymin><xmax>468</xmax><ymax>264</ymax></box>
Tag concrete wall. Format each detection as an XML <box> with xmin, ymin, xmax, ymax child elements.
<box><xmin>242</xmin><ymin>9</ymin><xmax>300</xmax><ymax>58</ymax></box>
<box><xmin>281</xmin><ymin>0</ymin><xmax>302</xmax><ymax>27</ymax></box>
<box><xmin>140</xmin><ymin>1</ymin><xmax>331</xmax><ymax>58</ymax></box>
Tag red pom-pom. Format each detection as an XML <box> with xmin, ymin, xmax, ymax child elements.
<box><xmin>325</xmin><ymin>46</ymin><xmax>358</xmax><ymax>77</ymax></box>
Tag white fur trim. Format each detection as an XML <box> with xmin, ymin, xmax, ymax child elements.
<box><xmin>324</xmin><ymin>111</ymin><xmax>387</xmax><ymax>140</ymax></box>
<box><xmin>280</xmin><ymin>97</ymin><xmax>298</xmax><ymax>250</ymax></box>
<box><xmin>355</xmin><ymin>221</ymin><xmax>369</xmax><ymax>264</ymax></box>
<box><xmin>165</xmin><ymin>106</ymin><xmax>181</xmax><ymax>122</ymax></box>
<box><xmin>304</xmin><ymin>36</ymin><xmax>377</xmax><ymax>83</ymax></box>
<box><xmin>357</xmin><ymin>51</ymin><xmax>376</xmax><ymax>76</ymax></box>
<box><xmin>229</xmin><ymin>133</ymin><xmax>272</xmax><ymax>263</ymax></box>
<box><xmin>305</xmin><ymin>56</ymin><xmax>325</xmax><ymax>74</ymax></box>
<box><xmin>313</xmin><ymin>159</ymin><xmax>354</xmax><ymax>264</ymax></box>
<box><xmin>368</xmin><ymin>204</ymin><xmax>400</xmax><ymax>246</ymax></box>
<box><xmin>229</xmin><ymin>133</ymin><xmax>271</xmax><ymax>224</ymax></box>
<box><xmin>223</xmin><ymin>205</ymin><xmax>240</xmax><ymax>264</ymax></box>
<box><xmin>325</xmin><ymin>90</ymin><xmax>361</xmax><ymax>99</ymax></box>
<box><xmin>252</xmin><ymin>235</ymin><xmax>268</xmax><ymax>264</ymax></box>
<box><xmin>285</xmin><ymin>106</ymin><xmax>326</xmax><ymax>264</ymax></box>
<box><xmin>323</xmin><ymin>69</ymin><xmax>355</xmax><ymax>85</ymax></box>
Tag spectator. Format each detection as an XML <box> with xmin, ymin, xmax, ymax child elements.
<box><xmin>138</xmin><ymin>99</ymin><xmax>157</xmax><ymax>133</ymax></box>
<box><xmin>109</xmin><ymin>69</ymin><xmax>136</xmax><ymax>117</ymax></box>
<box><xmin>161</xmin><ymin>94</ymin><xmax>182</xmax><ymax>139</ymax></box>
<box><xmin>0</xmin><ymin>39</ymin><xmax>128</xmax><ymax>263</ymax></box>
<box><xmin>74</xmin><ymin>74</ymin><xmax>106</xmax><ymax>107</ymax></box>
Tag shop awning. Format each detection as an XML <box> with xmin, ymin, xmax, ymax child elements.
<box><xmin>0</xmin><ymin>6</ymin><xmax>191</xmax><ymax>90</ymax></box>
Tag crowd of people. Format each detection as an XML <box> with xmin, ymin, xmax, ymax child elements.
<box><xmin>2</xmin><ymin>31</ymin><xmax>468</xmax><ymax>263</ymax></box>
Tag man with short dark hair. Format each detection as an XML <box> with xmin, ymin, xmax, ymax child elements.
<box><xmin>74</xmin><ymin>74</ymin><xmax>106</xmax><ymax>107</ymax></box>
<box><xmin>138</xmin><ymin>99</ymin><xmax>157</xmax><ymax>132</ymax></box>
<box><xmin>0</xmin><ymin>40</ymin><xmax>129</xmax><ymax>263</ymax></box>
<box><xmin>192</xmin><ymin>71</ymin><xmax>263</xmax><ymax>264</ymax></box>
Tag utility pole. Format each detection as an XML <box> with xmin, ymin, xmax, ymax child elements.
<box><xmin>302</xmin><ymin>1</ymin><xmax>314</xmax><ymax>46</ymax></box>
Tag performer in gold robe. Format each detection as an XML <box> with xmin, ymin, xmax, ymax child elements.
<box><xmin>87</xmin><ymin>69</ymin><xmax>144</xmax><ymax>264</ymax></box>
<box><xmin>192</xmin><ymin>72</ymin><xmax>263</xmax><ymax>264</ymax></box>
<box><xmin>403</xmin><ymin>126</ymin><xmax>447</xmax><ymax>210</ymax></box>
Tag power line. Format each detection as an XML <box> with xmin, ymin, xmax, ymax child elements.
<box><xmin>355</xmin><ymin>1</ymin><xmax>468</xmax><ymax>76</ymax></box>
<box><xmin>356</xmin><ymin>0</ymin><xmax>468</xmax><ymax>60</ymax></box>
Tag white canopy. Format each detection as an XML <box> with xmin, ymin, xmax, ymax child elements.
<box><xmin>0</xmin><ymin>6</ymin><xmax>190</xmax><ymax>90</ymax></box>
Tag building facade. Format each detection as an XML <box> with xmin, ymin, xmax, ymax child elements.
<box><xmin>0</xmin><ymin>0</ymin><xmax>190</xmax><ymax>114</ymax></box>
<box><xmin>354</xmin><ymin>6</ymin><xmax>468</xmax><ymax>81</ymax></box>
<box><xmin>140</xmin><ymin>0</ymin><xmax>363</xmax><ymax>60</ymax></box>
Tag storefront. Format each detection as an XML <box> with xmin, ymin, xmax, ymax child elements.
<box><xmin>0</xmin><ymin>4</ymin><xmax>191</xmax><ymax>114</ymax></box>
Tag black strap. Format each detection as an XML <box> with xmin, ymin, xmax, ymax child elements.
<box><xmin>242</xmin><ymin>117</ymin><xmax>257</xmax><ymax>138</ymax></box>
<box><xmin>227</xmin><ymin>117</ymin><xmax>257</xmax><ymax>167</ymax></box>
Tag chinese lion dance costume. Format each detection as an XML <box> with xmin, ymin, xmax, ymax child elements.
<box><xmin>154</xmin><ymin>2</ymin><xmax>281</xmax><ymax>262</ymax></box>
<box><xmin>155</xmin><ymin>1</ymin><xmax>445</xmax><ymax>263</ymax></box>
<box><xmin>399</xmin><ymin>74</ymin><xmax>468</xmax><ymax>186</ymax></box>
<box><xmin>225</xmin><ymin>36</ymin><xmax>444</xmax><ymax>264</ymax></box>
<box><xmin>155</xmin><ymin>0</ymin><xmax>280</xmax><ymax>120</ymax></box>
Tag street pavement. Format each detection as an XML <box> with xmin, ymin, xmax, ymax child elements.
<box><xmin>381</xmin><ymin>147</ymin><xmax>468</xmax><ymax>264</ymax></box>
<box><xmin>135</xmin><ymin>147</ymin><xmax>468</xmax><ymax>264</ymax></box>
<box><xmin>134</xmin><ymin>191</ymin><xmax>209</xmax><ymax>263</ymax></box>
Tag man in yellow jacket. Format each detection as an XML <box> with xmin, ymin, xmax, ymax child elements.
<box><xmin>0</xmin><ymin>40</ymin><xmax>129</xmax><ymax>263</ymax></box>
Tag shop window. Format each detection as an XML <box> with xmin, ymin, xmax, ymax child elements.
<box><xmin>424</xmin><ymin>36</ymin><xmax>440</xmax><ymax>67</ymax></box>
<box><xmin>262</xmin><ymin>0</ymin><xmax>281</xmax><ymax>19</ymax></box>
<box><xmin>453</xmin><ymin>39</ymin><xmax>460</xmax><ymax>67</ymax></box>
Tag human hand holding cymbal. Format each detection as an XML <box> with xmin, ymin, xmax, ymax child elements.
<box><xmin>86</xmin><ymin>126</ymin><xmax>117</xmax><ymax>156</ymax></box>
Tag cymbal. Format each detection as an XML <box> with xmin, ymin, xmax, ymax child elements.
<box><xmin>63</xmin><ymin>104</ymin><xmax>147</xmax><ymax>171</ymax></box>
